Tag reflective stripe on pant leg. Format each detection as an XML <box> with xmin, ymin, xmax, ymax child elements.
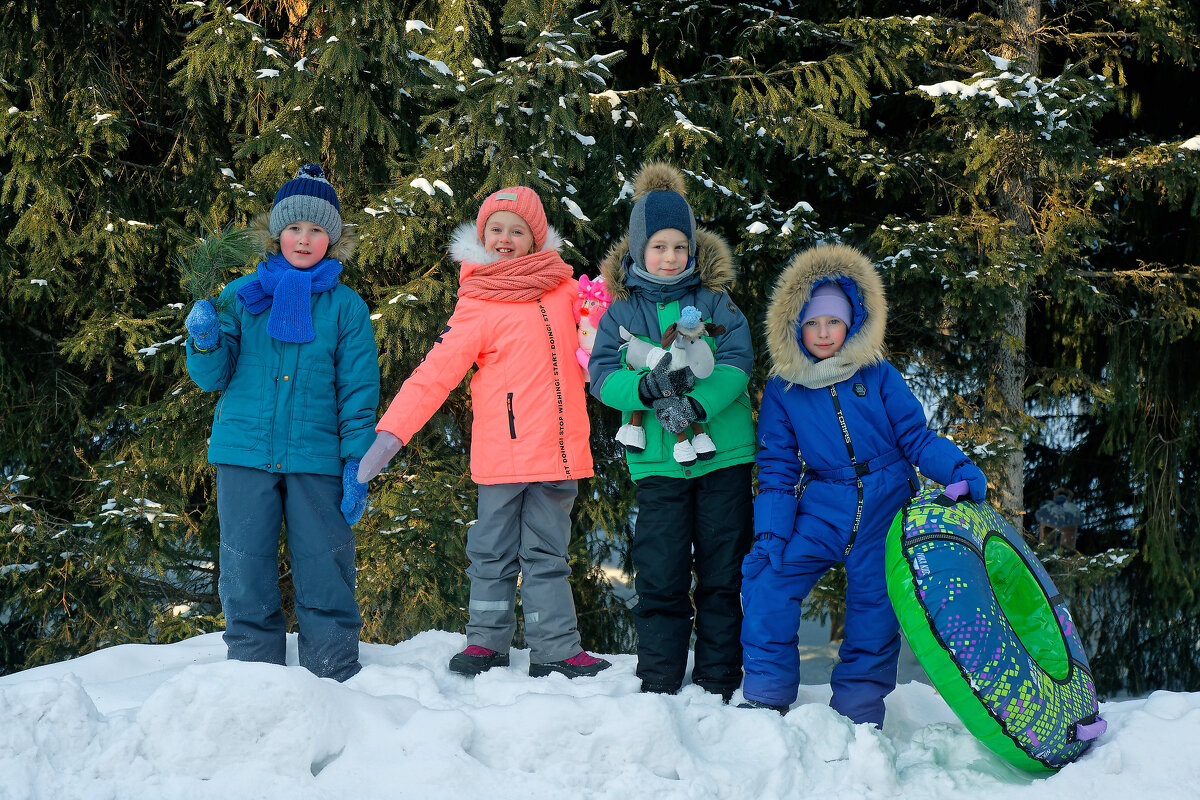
<box><xmin>284</xmin><ymin>471</ymin><xmax>362</xmax><ymax>682</ymax></box>
<box><xmin>216</xmin><ymin>465</ymin><xmax>287</xmax><ymax>666</ymax></box>
<box><xmin>465</xmin><ymin>483</ymin><xmax>524</xmax><ymax>652</ymax></box>
<box><xmin>518</xmin><ymin>480</ymin><xmax>581</xmax><ymax>663</ymax></box>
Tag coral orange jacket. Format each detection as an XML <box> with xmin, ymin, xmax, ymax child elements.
<box><xmin>376</xmin><ymin>225</ymin><xmax>593</xmax><ymax>485</ymax></box>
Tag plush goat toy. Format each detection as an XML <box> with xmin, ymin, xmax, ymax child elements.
<box><xmin>617</xmin><ymin>306</ymin><xmax>726</xmax><ymax>466</ymax></box>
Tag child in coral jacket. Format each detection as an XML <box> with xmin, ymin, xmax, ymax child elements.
<box><xmin>740</xmin><ymin>243</ymin><xmax>987</xmax><ymax>725</ymax></box>
<box><xmin>357</xmin><ymin>187</ymin><xmax>610</xmax><ymax>679</ymax></box>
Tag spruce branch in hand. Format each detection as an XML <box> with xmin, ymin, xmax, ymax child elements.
<box><xmin>175</xmin><ymin>223</ymin><xmax>260</xmax><ymax>309</ymax></box>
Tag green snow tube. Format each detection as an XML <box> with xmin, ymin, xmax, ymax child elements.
<box><xmin>885</xmin><ymin>482</ymin><xmax>1106</xmax><ymax>771</ymax></box>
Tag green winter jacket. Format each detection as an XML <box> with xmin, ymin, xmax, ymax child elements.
<box><xmin>589</xmin><ymin>229</ymin><xmax>756</xmax><ymax>481</ymax></box>
<box><xmin>185</xmin><ymin>269</ymin><xmax>380</xmax><ymax>477</ymax></box>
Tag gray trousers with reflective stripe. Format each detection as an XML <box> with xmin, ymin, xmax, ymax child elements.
<box><xmin>466</xmin><ymin>480</ymin><xmax>582</xmax><ymax>663</ymax></box>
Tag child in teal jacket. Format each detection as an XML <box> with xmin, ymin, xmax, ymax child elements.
<box><xmin>185</xmin><ymin>165</ymin><xmax>379</xmax><ymax>681</ymax></box>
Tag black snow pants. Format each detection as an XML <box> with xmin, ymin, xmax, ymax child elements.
<box><xmin>630</xmin><ymin>462</ymin><xmax>753</xmax><ymax>695</ymax></box>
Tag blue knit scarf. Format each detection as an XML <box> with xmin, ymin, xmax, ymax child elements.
<box><xmin>237</xmin><ymin>252</ymin><xmax>343</xmax><ymax>343</ymax></box>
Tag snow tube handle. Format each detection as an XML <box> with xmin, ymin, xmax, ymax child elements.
<box><xmin>936</xmin><ymin>480</ymin><xmax>971</xmax><ymax>506</ymax></box>
<box><xmin>1073</xmin><ymin>716</ymin><xmax>1108</xmax><ymax>742</ymax></box>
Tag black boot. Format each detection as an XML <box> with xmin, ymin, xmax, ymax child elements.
<box><xmin>737</xmin><ymin>698</ymin><xmax>788</xmax><ymax>714</ymax></box>
<box><xmin>448</xmin><ymin>645</ymin><xmax>510</xmax><ymax>676</ymax></box>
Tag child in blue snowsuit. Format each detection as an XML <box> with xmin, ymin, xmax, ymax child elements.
<box><xmin>740</xmin><ymin>243</ymin><xmax>987</xmax><ymax>725</ymax></box>
<box><xmin>184</xmin><ymin>165</ymin><xmax>380</xmax><ymax>681</ymax></box>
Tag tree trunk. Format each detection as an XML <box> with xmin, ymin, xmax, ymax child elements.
<box><xmin>994</xmin><ymin>0</ymin><xmax>1041</xmax><ymax>527</ymax></box>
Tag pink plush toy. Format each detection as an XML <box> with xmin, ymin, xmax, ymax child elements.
<box><xmin>575</xmin><ymin>274</ymin><xmax>612</xmax><ymax>382</ymax></box>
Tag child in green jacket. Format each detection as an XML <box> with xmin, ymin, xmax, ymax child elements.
<box><xmin>588</xmin><ymin>163</ymin><xmax>756</xmax><ymax>698</ymax></box>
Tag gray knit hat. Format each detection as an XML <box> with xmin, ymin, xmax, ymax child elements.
<box><xmin>269</xmin><ymin>164</ymin><xmax>343</xmax><ymax>244</ymax></box>
<box><xmin>626</xmin><ymin>163</ymin><xmax>698</xmax><ymax>273</ymax></box>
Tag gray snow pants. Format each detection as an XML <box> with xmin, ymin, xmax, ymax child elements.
<box><xmin>466</xmin><ymin>480</ymin><xmax>582</xmax><ymax>664</ymax></box>
<box><xmin>216</xmin><ymin>465</ymin><xmax>362</xmax><ymax>682</ymax></box>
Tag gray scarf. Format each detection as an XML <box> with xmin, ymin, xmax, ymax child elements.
<box><xmin>790</xmin><ymin>355</ymin><xmax>859</xmax><ymax>390</ymax></box>
<box><xmin>629</xmin><ymin>263</ymin><xmax>696</xmax><ymax>286</ymax></box>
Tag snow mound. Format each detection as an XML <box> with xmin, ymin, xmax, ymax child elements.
<box><xmin>2</xmin><ymin>630</ymin><xmax>1199</xmax><ymax>799</ymax></box>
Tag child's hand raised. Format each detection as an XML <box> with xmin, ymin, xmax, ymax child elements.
<box><xmin>185</xmin><ymin>299</ymin><xmax>219</xmax><ymax>350</ymax></box>
<box><xmin>357</xmin><ymin>431</ymin><xmax>403</xmax><ymax>482</ymax></box>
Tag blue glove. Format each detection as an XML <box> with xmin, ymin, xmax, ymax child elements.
<box><xmin>185</xmin><ymin>299</ymin><xmax>219</xmax><ymax>350</ymax></box>
<box><xmin>340</xmin><ymin>459</ymin><xmax>368</xmax><ymax>525</ymax></box>
<box><xmin>742</xmin><ymin>534</ymin><xmax>787</xmax><ymax>580</ymax></box>
<box><xmin>951</xmin><ymin>461</ymin><xmax>988</xmax><ymax>501</ymax></box>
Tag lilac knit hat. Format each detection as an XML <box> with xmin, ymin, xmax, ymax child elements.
<box><xmin>801</xmin><ymin>282</ymin><xmax>853</xmax><ymax>326</ymax></box>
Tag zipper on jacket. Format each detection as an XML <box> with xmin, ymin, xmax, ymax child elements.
<box><xmin>538</xmin><ymin>300</ymin><xmax>572</xmax><ymax>478</ymax></box>
<box><xmin>829</xmin><ymin>385</ymin><xmax>864</xmax><ymax>556</ymax></box>
<box><xmin>507</xmin><ymin>392</ymin><xmax>517</xmax><ymax>439</ymax></box>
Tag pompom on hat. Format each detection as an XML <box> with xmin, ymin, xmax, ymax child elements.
<box><xmin>476</xmin><ymin>186</ymin><xmax>549</xmax><ymax>251</ymax></box>
<box><xmin>801</xmin><ymin>281</ymin><xmax>853</xmax><ymax>327</ymax></box>
<box><xmin>269</xmin><ymin>164</ymin><xmax>343</xmax><ymax>244</ymax></box>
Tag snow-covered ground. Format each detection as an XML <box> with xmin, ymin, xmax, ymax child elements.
<box><xmin>2</xmin><ymin>627</ymin><xmax>1198</xmax><ymax>800</ymax></box>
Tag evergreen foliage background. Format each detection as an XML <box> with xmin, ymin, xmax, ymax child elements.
<box><xmin>2</xmin><ymin>1</ymin><xmax>1197</xmax><ymax>694</ymax></box>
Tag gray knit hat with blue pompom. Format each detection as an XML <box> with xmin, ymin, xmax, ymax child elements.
<box><xmin>269</xmin><ymin>164</ymin><xmax>343</xmax><ymax>244</ymax></box>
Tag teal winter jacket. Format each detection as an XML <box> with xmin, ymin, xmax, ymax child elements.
<box><xmin>185</xmin><ymin>271</ymin><xmax>380</xmax><ymax>476</ymax></box>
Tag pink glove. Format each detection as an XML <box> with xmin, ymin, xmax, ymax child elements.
<box><xmin>357</xmin><ymin>431</ymin><xmax>403</xmax><ymax>482</ymax></box>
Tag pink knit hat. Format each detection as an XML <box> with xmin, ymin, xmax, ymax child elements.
<box><xmin>476</xmin><ymin>186</ymin><xmax>549</xmax><ymax>251</ymax></box>
<box><xmin>801</xmin><ymin>282</ymin><xmax>853</xmax><ymax>326</ymax></box>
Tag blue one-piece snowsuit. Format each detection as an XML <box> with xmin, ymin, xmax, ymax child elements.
<box><xmin>741</xmin><ymin>244</ymin><xmax>983</xmax><ymax>725</ymax></box>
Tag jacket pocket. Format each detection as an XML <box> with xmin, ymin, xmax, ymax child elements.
<box><xmin>297</xmin><ymin>360</ymin><xmax>339</xmax><ymax>457</ymax></box>
<box><xmin>507</xmin><ymin>392</ymin><xmax>517</xmax><ymax>439</ymax></box>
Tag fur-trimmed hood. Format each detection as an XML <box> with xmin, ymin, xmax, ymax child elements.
<box><xmin>765</xmin><ymin>243</ymin><xmax>887</xmax><ymax>386</ymax></box>
<box><xmin>448</xmin><ymin>221</ymin><xmax>565</xmax><ymax>268</ymax></box>
<box><xmin>250</xmin><ymin>212</ymin><xmax>356</xmax><ymax>262</ymax></box>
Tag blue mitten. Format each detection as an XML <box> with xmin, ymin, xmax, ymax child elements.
<box><xmin>185</xmin><ymin>299</ymin><xmax>219</xmax><ymax>350</ymax></box>
<box><xmin>742</xmin><ymin>534</ymin><xmax>787</xmax><ymax>579</ymax></box>
<box><xmin>340</xmin><ymin>459</ymin><xmax>368</xmax><ymax>525</ymax></box>
<box><xmin>951</xmin><ymin>461</ymin><xmax>988</xmax><ymax>501</ymax></box>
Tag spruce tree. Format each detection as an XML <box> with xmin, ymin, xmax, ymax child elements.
<box><xmin>3</xmin><ymin>0</ymin><xmax>1197</xmax><ymax>694</ymax></box>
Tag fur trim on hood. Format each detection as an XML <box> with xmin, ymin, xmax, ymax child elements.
<box><xmin>598</xmin><ymin>228</ymin><xmax>735</xmax><ymax>301</ymax></box>
<box><xmin>765</xmin><ymin>243</ymin><xmax>887</xmax><ymax>386</ymax></box>
<box><xmin>250</xmin><ymin>212</ymin><xmax>356</xmax><ymax>262</ymax></box>
<box><xmin>448</xmin><ymin>221</ymin><xmax>565</xmax><ymax>265</ymax></box>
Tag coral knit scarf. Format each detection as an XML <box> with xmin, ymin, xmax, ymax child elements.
<box><xmin>457</xmin><ymin>249</ymin><xmax>573</xmax><ymax>302</ymax></box>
